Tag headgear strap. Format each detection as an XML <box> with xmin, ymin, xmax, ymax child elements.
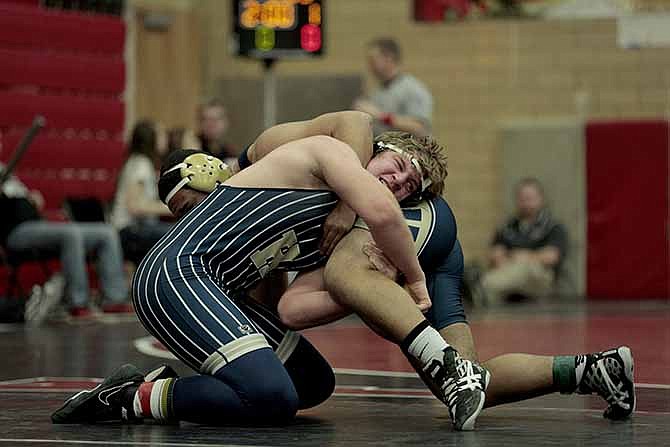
<box><xmin>374</xmin><ymin>141</ymin><xmax>432</xmax><ymax>193</ymax></box>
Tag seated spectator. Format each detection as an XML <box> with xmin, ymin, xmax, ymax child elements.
<box><xmin>0</xmin><ymin>164</ymin><xmax>132</xmax><ymax>318</ymax></box>
<box><xmin>111</xmin><ymin>120</ymin><xmax>172</xmax><ymax>266</ymax></box>
<box><xmin>480</xmin><ymin>177</ymin><xmax>568</xmax><ymax>305</ymax></box>
<box><xmin>197</xmin><ymin>98</ymin><xmax>238</xmax><ymax>169</ymax></box>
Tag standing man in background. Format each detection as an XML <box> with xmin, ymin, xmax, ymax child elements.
<box><xmin>197</xmin><ymin>98</ymin><xmax>238</xmax><ymax>169</ymax></box>
<box><xmin>354</xmin><ymin>38</ymin><xmax>433</xmax><ymax>138</ymax></box>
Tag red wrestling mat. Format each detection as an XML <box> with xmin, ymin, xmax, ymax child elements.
<box><xmin>131</xmin><ymin>311</ymin><xmax>670</xmax><ymax>385</ymax></box>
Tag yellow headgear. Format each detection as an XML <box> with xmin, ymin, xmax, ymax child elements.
<box><xmin>162</xmin><ymin>153</ymin><xmax>232</xmax><ymax>204</ymax></box>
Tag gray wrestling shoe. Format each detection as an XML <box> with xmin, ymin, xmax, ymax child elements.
<box><xmin>25</xmin><ymin>274</ymin><xmax>64</xmax><ymax>326</ymax></box>
<box><xmin>421</xmin><ymin>346</ymin><xmax>490</xmax><ymax>431</ymax></box>
<box><xmin>576</xmin><ymin>346</ymin><xmax>635</xmax><ymax>420</ymax></box>
<box><xmin>52</xmin><ymin>364</ymin><xmax>143</xmax><ymax>424</ymax></box>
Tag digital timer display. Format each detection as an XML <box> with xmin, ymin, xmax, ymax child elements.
<box><xmin>232</xmin><ymin>0</ymin><xmax>324</xmax><ymax>58</ymax></box>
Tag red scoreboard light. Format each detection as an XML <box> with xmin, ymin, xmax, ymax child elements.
<box><xmin>232</xmin><ymin>0</ymin><xmax>325</xmax><ymax>58</ymax></box>
<box><xmin>300</xmin><ymin>24</ymin><xmax>321</xmax><ymax>52</ymax></box>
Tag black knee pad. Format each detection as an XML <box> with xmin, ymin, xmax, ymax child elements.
<box><xmin>282</xmin><ymin>334</ymin><xmax>335</xmax><ymax>410</ymax></box>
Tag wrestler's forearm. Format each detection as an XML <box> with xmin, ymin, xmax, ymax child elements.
<box><xmin>250</xmin><ymin>111</ymin><xmax>373</xmax><ymax>166</ymax></box>
<box><xmin>312</xmin><ymin>138</ymin><xmax>423</xmax><ymax>285</ymax></box>
<box><xmin>328</xmin><ymin>111</ymin><xmax>373</xmax><ymax>166</ymax></box>
<box><xmin>383</xmin><ymin>115</ymin><xmax>428</xmax><ymax>138</ymax></box>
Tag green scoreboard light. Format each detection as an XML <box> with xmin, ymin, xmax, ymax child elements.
<box><xmin>232</xmin><ymin>0</ymin><xmax>324</xmax><ymax>58</ymax></box>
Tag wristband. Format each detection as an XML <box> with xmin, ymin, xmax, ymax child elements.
<box><xmin>381</xmin><ymin>113</ymin><xmax>395</xmax><ymax>127</ymax></box>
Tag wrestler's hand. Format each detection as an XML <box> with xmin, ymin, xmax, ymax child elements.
<box><xmin>363</xmin><ymin>241</ymin><xmax>429</xmax><ymax>311</ymax></box>
<box><xmin>320</xmin><ymin>202</ymin><xmax>356</xmax><ymax>256</ymax></box>
<box><xmin>362</xmin><ymin>241</ymin><xmax>399</xmax><ymax>280</ymax></box>
<box><xmin>405</xmin><ymin>279</ymin><xmax>431</xmax><ymax>313</ymax></box>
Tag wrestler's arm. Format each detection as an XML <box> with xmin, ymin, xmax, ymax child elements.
<box><xmin>274</xmin><ymin>136</ymin><xmax>429</xmax><ymax>330</ymax></box>
<box><xmin>247</xmin><ymin>111</ymin><xmax>374</xmax><ymax>255</ymax></box>
<box><xmin>309</xmin><ymin>136</ymin><xmax>425</xmax><ymax>291</ymax></box>
<box><xmin>248</xmin><ymin>111</ymin><xmax>373</xmax><ymax>166</ymax></box>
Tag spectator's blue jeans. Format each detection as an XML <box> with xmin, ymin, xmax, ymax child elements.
<box><xmin>7</xmin><ymin>221</ymin><xmax>128</xmax><ymax>307</ymax></box>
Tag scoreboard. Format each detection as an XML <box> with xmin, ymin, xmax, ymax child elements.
<box><xmin>232</xmin><ymin>0</ymin><xmax>324</xmax><ymax>58</ymax></box>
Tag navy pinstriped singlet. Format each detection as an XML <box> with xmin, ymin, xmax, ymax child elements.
<box><xmin>137</xmin><ymin>185</ymin><xmax>338</xmax><ymax>296</ymax></box>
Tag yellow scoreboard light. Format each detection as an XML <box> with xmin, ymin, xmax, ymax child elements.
<box><xmin>233</xmin><ymin>0</ymin><xmax>324</xmax><ymax>58</ymax></box>
<box><xmin>308</xmin><ymin>2</ymin><xmax>320</xmax><ymax>25</ymax></box>
<box><xmin>240</xmin><ymin>0</ymin><xmax>296</xmax><ymax>30</ymax></box>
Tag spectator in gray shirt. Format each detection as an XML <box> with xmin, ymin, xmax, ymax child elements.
<box><xmin>354</xmin><ymin>38</ymin><xmax>433</xmax><ymax>137</ymax></box>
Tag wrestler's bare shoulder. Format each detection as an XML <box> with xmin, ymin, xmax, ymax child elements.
<box><xmin>225</xmin><ymin>136</ymin><xmax>345</xmax><ymax>191</ymax></box>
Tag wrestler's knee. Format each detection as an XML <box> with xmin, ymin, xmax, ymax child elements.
<box><xmin>283</xmin><ymin>335</ymin><xmax>336</xmax><ymax>409</ymax></box>
<box><xmin>216</xmin><ymin>348</ymin><xmax>299</xmax><ymax>422</ymax></box>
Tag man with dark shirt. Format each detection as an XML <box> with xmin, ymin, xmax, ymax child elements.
<box><xmin>483</xmin><ymin>177</ymin><xmax>567</xmax><ymax>304</ymax></box>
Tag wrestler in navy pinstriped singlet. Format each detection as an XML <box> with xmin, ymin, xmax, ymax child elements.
<box><xmin>131</xmin><ymin>185</ymin><xmax>337</xmax><ymax>374</ymax></box>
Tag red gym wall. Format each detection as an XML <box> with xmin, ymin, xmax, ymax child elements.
<box><xmin>0</xmin><ymin>1</ymin><xmax>126</xmax><ymax>293</ymax></box>
<box><xmin>586</xmin><ymin>120</ymin><xmax>670</xmax><ymax>299</ymax></box>
<box><xmin>0</xmin><ymin>2</ymin><xmax>126</xmax><ymax>213</ymax></box>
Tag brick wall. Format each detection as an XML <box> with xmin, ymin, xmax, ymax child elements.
<box><xmin>193</xmin><ymin>0</ymin><xmax>670</xmax><ymax>261</ymax></box>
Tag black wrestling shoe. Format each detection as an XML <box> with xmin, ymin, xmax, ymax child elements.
<box><xmin>422</xmin><ymin>347</ymin><xmax>490</xmax><ymax>431</ymax></box>
<box><xmin>144</xmin><ymin>364</ymin><xmax>179</xmax><ymax>382</ymax></box>
<box><xmin>51</xmin><ymin>364</ymin><xmax>143</xmax><ymax>424</ymax></box>
<box><xmin>576</xmin><ymin>346</ymin><xmax>635</xmax><ymax>420</ymax></box>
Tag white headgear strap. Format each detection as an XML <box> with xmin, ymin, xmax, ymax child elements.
<box><xmin>376</xmin><ymin>141</ymin><xmax>432</xmax><ymax>192</ymax></box>
<box><xmin>163</xmin><ymin>163</ymin><xmax>191</xmax><ymax>205</ymax></box>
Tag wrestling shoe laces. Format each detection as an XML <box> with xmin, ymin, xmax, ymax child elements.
<box><xmin>455</xmin><ymin>354</ymin><xmax>485</xmax><ymax>392</ymax></box>
<box><xmin>423</xmin><ymin>347</ymin><xmax>489</xmax><ymax>431</ymax></box>
<box><xmin>577</xmin><ymin>346</ymin><xmax>635</xmax><ymax>419</ymax></box>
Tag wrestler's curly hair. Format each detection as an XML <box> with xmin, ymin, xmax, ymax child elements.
<box><xmin>373</xmin><ymin>131</ymin><xmax>448</xmax><ymax>198</ymax></box>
